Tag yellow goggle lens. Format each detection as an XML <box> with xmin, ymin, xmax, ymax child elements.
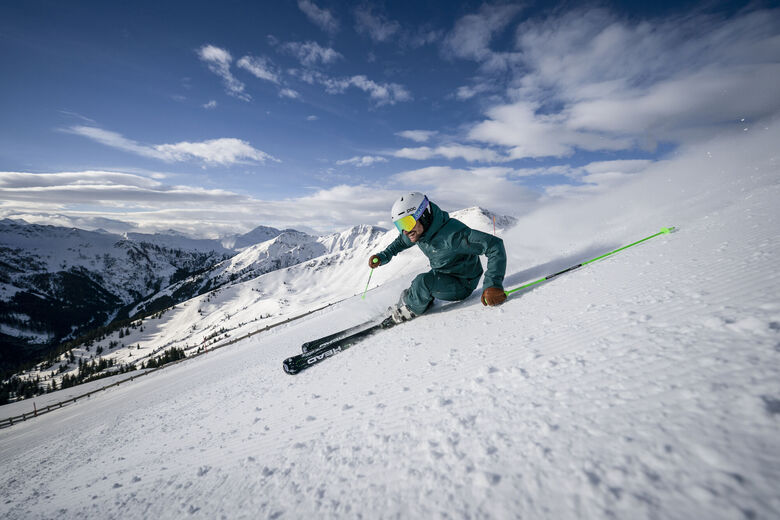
<box><xmin>393</xmin><ymin>215</ymin><xmax>417</xmax><ymax>232</ymax></box>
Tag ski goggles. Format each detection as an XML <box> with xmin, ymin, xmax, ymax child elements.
<box><xmin>393</xmin><ymin>196</ymin><xmax>429</xmax><ymax>233</ymax></box>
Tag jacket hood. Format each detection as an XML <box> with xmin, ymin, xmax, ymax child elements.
<box><xmin>419</xmin><ymin>202</ymin><xmax>448</xmax><ymax>243</ymax></box>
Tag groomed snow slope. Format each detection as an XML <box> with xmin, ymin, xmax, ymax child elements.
<box><xmin>1</xmin><ymin>126</ymin><xmax>779</xmax><ymax>519</ymax></box>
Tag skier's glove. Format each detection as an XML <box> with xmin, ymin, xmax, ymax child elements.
<box><xmin>368</xmin><ymin>255</ymin><xmax>382</xmax><ymax>269</ymax></box>
<box><xmin>481</xmin><ymin>287</ymin><xmax>507</xmax><ymax>306</ymax></box>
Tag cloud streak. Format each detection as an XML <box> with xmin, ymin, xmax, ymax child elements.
<box><xmin>68</xmin><ymin>126</ymin><xmax>279</xmax><ymax>166</ymax></box>
<box><xmin>396</xmin><ymin>130</ymin><xmax>438</xmax><ymax>143</ymax></box>
<box><xmin>443</xmin><ymin>3</ymin><xmax>523</xmax><ymax>72</ymax></box>
<box><xmin>236</xmin><ymin>55</ymin><xmax>280</xmax><ymax>84</ymax></box>
<box><xmin>280</xmin><ymin>41</ymin><xmax>343</xmax><ymax>67</ymax></box>
<box><xmin>394</xmin><ymin>144</ymin><xmax>508</xmax><ymax>163</ymax></box>
<box><xmin>336</xmin><ymin>156</ymin><xmax>388</xmax><ymax>167</ymax></box>
<box><xmin>197</xmin><ymin>44</ymin><xmax>250</xmax><ymax>101</ymax></box>
<box><xmin>293</xmin><ymin>69</ymin><xmax>411</xmax><ymax>106</ymax></box>
<box><xmin>298</xmin><ymin>0</ymin><xmax>339</xmax><ymax>35</ymax></box>
<box><xmin>0</xmin><ymin>170</ymin><xmax>243</xmax><ymax>208</ymax></box>
<box><xmin>354</xmin><ymin>6</ymin><xmax>400</xmax><ymax>43</ymax></box>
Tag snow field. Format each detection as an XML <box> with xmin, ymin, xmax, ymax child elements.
<box><xmin>1</xmin><ymin>126</ymin><xmax>779</xmax><ymax>518</ymax></box>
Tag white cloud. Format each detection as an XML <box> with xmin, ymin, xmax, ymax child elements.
<box><xmin>307</xmin><ymin>115</ymin><xmax>319</xmax><ymax>121</ymax></box>
<box><xmin>235</xmin><ymin>54</ymin><xmax>303</xmax><ymax>100</ymax></box>
<box><xmin>155</xmin><ymin>138</ymin><xmax>279</xmax><ymax>165</ymax></box>
<box><xmin>0</xmin><ymin>170</ymin><xmax>163</xmax><ymax>190</ymax></box>
<box><xmin>396</xmin><ymin>130</ymin><xmax>437</xmax><ymax>143</ymax></box>
<box><xmin>394</xmin><ymin>145</ymin><xmax>508</xmax><ymax>163</ymax></box>
<box><xmin>566</xmin><ymin>66</ymin><xmax>780</xmax><ymax>136</ymax></box>
<box><xmin>406</xmin><ymin>28</ymin><xmax>443</xmax><ymax>48</ymax></box>
<box><xmin>464</xmin><ymin>7</ymin><xmax>780</xmax><ymax>158</ymax></box>
<box><xmin>67</xmin><ymin>126</ymin><xmax>162</xmax><ymax>160</ymax></box>
<box><xmin>297</xmin><ymin>0</ymin><xmax>339</xmax><ymax>35</ymax></box>
<box><xmin>354</xmin><ymin>6</ymin><xmax>400</xmax><ymax>43</ymax></box>
<box><xmin>281</xmin><ymin>41</ymin><xmax>343</xmax><ymax>67</ymax></box>
<box><xmin>0</xmin><ymin>170</ymin><xmax>256</xmax><ymax>237</ymax></box>
<box><xmin>443</xmin><ymin>4</ymin><xmax>524</xmax><ymax>72</ymax></box>
<box><xmin>203</xmin><ymin>100</ymin><xmax>218</xmax><ymax>109</ymax></box>
<box><xmin>336</xmin><ymin>156</ymin><xmax>388</xmax><ymax>167</ymax></box>
<box><xmin>0</xmin><ymin>170</ymin><xmax>242</xmax><ymax>207</ymax></box>
<box><xmin>455</xmin><ymin>83</ymin><xmax>492</xmax><ymax>100</ymax></box>
<box><xmin>58</xmin><ymin>110</ymin><xmax>97</xmax><ymax>124</ymax></box>
<box><xmin>583</xmin><ymin>159</ymin><xmax>652</xmax><ymax>175</ymax></box>
<box><xmin>291</xmin><ymin>69</ymin><xmax>411</xmax><ymax>106</ymax></box>
<box><xmin>468</xmin><ymin>102</ymin><xmax>631</xmax><ymax>158</ymax></box>
<box><xmin>279</xmin><ymin>88</ymin><xmax>301</xmax><ymax>99</ymax></box>
<box><xmin>351</xmin><ymin>8</ymin><xmax>440</xmax><ymax>49</ymax></box>
<box><xmin>322</xmin><ymin>74</ymin><xmax>411</xmax><ymax>106</ymax></box>
<box><xmin>67</xmin><ymin>126</ymin><xmax>279</xmax><ymax>166</ymax></box>
<box><xmin>515</xmin><ymin>159</ymin><xmax>653</xmax><ymax>199</ymax></box>
<box><xmin>197</xmin><ymin>44</ymin><xmax>250</xmax><ymax>101</ymax></box>
<box><xmin>236</xmin><ymin>55</ymin><xmax>280</xmax><ymax>84</ymax></box>
<box><xmin>510</xmin><ymin>164</ymin><xmax>579</xmax><ymax>178</ymax></box>
<box><xmin>392</xmin><ymin>147</ymin><xmax>435</xmax><ymax>160</ymax></box>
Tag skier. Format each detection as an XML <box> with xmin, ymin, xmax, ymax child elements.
<box><xmin>369</xmin><ymin>192</ymin><xmax>507</xmax><ymax>324</ymax></box>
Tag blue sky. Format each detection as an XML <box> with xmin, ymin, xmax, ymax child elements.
<box><xmin>1</xmin><ymin>0</ymin><xmax>778</xmax><ymax>236</ymax></box>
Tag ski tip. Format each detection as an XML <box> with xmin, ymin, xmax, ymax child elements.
<box><xmin>660</xmin><ymin>226</ymin><xmax>678</xmax><ymax>234</ymax></box>
<box><xmin>282</xmin><ymin>358</ymin><xmax>298</xmax><ymax>375</ymax></box>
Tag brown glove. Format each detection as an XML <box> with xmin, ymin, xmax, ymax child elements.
<box><xmin>481</xmin><ymin>287</ymin><xmax>507</xmax><ymax>306</ymax></box>
<box><xmin>368</xmin><ymin>255</ymin><xmax>382</xmax><ymax>269</ymax></box>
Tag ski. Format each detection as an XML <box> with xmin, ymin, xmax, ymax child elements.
<box><xmin>301</xmin><ymin>318</ymin><xmax>380</xmax><ymax>354</ymax></box>
<box><xmin>283</xmin><ymin>317</ymin><xmax>395</xmax><ymax>375</ymax></box>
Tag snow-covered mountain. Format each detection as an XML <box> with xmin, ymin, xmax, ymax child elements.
<box><xmin>0</xmin><ymin>222</ymin><xmax>290</xmax><ymax>374</ymax></box>
<box><xmin>220</xmin><ymin>225</ymin><xmax>286</xmax><ymax>251</ymax></box>
<box><xmin>128</xmin><ymin>226</ymin><xmax>390</xmax><ymax>318</ymax></box>
<box><xmin>0</xmin><ymin>126</ymin><xmax>777</xmax><ymax>519</ymax></box>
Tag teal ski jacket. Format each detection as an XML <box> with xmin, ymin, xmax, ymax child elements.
<box><xmin>377</xmin><ymin>202</ymin><xmax>507</xmax><ymax>290</ymax></box>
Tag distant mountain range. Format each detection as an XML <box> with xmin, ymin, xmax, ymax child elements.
<box><xmin>0</xmin><ymin>220</ymin><xmax>297</xmax><ymax>375</ymax></box>
<box><xmin>128</xmin><ymin>225</ymin><xmax>388</xmax><ymax>319</ymax></box>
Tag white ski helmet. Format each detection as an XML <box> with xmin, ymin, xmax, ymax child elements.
<box><xmin>391</xmin><ymin>192</ymin><xmax>431</xmax><ymax>233</ymax></box>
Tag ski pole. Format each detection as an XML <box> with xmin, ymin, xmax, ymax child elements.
<box><xmin>362</xmin><ymin>258</ymin><xmax>380</xmax><ymax>299</ymax></box>
<box><xmin>505</xmin><ymin>226</ymin><xmax>677</xmax><ymax>296</ymax></box>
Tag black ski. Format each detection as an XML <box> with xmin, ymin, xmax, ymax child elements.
<box><xmin>283</xmin><ymin>317</ymin><xmax>395</xmax><ymax>375</ymax></box>
<box><xmin>301</xmin><ymin>318</ymin><xmax>379</xmax><ymax>354</ymax></box>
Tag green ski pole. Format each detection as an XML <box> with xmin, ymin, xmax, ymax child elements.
<box><xmin>362</xmin><ymin>258</ymin><xmax>380</xmax><ymax>299</ymax></box>
<box><xmin>505</xmin><ymin>226</ymin><xmax>677</xmax><ymax>297</ymax></box>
